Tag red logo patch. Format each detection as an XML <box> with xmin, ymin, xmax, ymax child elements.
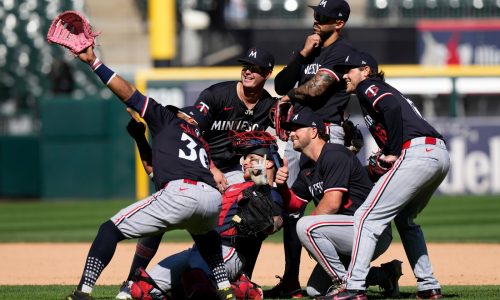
<box><xmin>365</xmin><ymin>85</ymin><xmax>379</xmax><ymax>99</ymax></box>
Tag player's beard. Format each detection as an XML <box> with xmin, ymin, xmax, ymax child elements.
<box><xmin>319</xmin><ymin>30</ymin><xmax>333</xmax><ymax>42</ymax></box>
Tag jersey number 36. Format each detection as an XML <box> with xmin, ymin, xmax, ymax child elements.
<box><xmin>179</xmin><ymin>133</ymin><xmax>209</xmax><ymax>168</ymax></box>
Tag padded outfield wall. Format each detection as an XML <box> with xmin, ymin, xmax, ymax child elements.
<box><xmin>2</xmin><ymin>65</ymin><xmax>500</xmax><ymax>199</ymax></box>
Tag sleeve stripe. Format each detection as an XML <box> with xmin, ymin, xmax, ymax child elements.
<box><xmin>324</xmin><ymin>187</ymin><xmax>348</xmax><ymax>193</ymax></box>
<box><xmin>372</xmin><ymin>93</ymin><xmax>393</xmax><ymax>109</ymax></box>
<box><xmin>318</xmin><ymin>68</ymin><xmax>340</xmax><ymax>82</ymax></box>
<box><xmin>141</xmin><ymin>96</ymin><xmax>149</xmax><ymax>117</ymax></box>
<box><xmin>296</xmin><ymin>196</ymin><xmax>310</xmax><ymax>203</ymax></box>
<box><xmin>106</xmin><ymin>73</ymin><xmax>117</xmax><ymax>86</ymax></box>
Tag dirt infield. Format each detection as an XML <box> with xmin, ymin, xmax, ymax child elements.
<box><xmin>1</xmin><ymin>243</ymin><xmax>498</xmax><ymax>286</ymax></box>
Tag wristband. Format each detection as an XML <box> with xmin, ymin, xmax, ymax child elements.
<box><xmin>91</xmin><ymin>58</ymin><xmax>116</xmax><ymax>85</ymax></box>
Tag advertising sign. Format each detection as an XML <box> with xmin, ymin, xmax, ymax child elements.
<box><xmin>417</xmin><ymin>20</ymin><xmax>500</xmax><ymax>65</ymax></box>
<box><xmin>358</xmin><ymin>118</ymin><xmax>500</xmax><ymax>195</ymax></box>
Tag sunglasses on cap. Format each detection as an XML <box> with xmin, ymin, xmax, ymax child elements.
<box><xmin>314</xmin><ymin>12</ymin><xmax>334</xmax><ymax>24</ymax></box>
<box><xmin>242</xmin><ymin>64</ymin><xmax>269</xmax><ymax>74</ymax></box>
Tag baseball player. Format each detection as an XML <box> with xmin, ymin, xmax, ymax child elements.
<box><xmin>269</xmin><ymin>0</ymin><xmax>358</xmax><ymax>296</ymax></box>
<box><xmin>128</xmin><ymin>131</ymin><xmax>302</xmax><ymax>299</ymax></box>
<box><xmin>194</xmin><ymin>47</ymin><xmax>278</xmax><ymax>191</ymax></box>
<box><xmin>65</xmin><ymin>46</ymin><xmax>235</xmax><ymax>300</ymax></box>
<box><xmin>332</xmin><ymin>52</ymin><xmax>450</xmax><ymax>300</ymax></box>
<box><xmin>115</xmin><ymin>47</ymin><xmax>278</xmax><ymax>299</ymax></box>
<box><xmin>279</xmin><ymin>108</ymin><xmax>402</xmax><ymax>299</ymax></box>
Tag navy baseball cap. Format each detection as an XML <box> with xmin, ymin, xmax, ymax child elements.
<box><xmin>179</xmin><ymin>106</ymin><xmax>210</xmax><ymax>132</ymax></box>
<box><xmin>309</xmin><ymin>0</ymin><xmax>350</xmax><ymax>22</ymax></box>
<box><xmin>281</xmin><ymin>107</ymin><xmax>326</xmax><ymax>134</ymax></box>
<box><xmin>335</xmin><ymin>51</ymin><xmax>379</xmax><ymax>74</ymax></box>
<box><xmin>237</xmin><ymin>47</ymin><xmax>275</xmax><ymax>70</ymax></box>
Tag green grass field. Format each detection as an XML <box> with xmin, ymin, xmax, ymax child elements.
<box><xmin>0</xmin><ymin>285</ymin><xmax>499</xmax><ymax>300</ymax></box>
<box><xmin>0</xmin><ymin>195</ymin><xmax>499</xmax><ymax>243</ymax></box>
<box><xmin>0</xmin><ymin>195</ymin><xmax>499</xmax><ymax>299</ymax></box>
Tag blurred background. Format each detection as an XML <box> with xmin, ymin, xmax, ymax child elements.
<box><xmin>1</xmin><ymin>0</ymin><xmax>499</xmax><ymax>200</ymax></box>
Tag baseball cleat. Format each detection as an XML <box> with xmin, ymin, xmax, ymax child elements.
<box><xmin>263</xmin><ymin>275</ymin><xmax>303</xmax><ymax>298</ymax></box>
<box><xmin>380</xmin><ymin>259</ymin><xmax>403</xmax><ymax>298</ymax></box>
<box><xmin>315</xmin><ymin>282</ymin><xmax>344</xmax><ymax>299</ymax></box>
<box><xmin>416</xmin><ymin>288</ymin><xmax>443</xmax><ymax>299</ymax></box>
<box><xmin>329</xmin><ymin>289</ymin><xmax>367</xmax><ymax>300</ymax></box>
<box><xmin>216</xmin><ymin>287</ymin><xmax>236</xmax><ymax>300</ymax></box>
<box><xmin>116</xmin><ymin>280</ymin><xmax>133</xmax><ymax>299</ymax></box>
<box><xmin>66</xmin><ymin>290</ymin><xmax>92</xmax><ymax>300</ymax></box>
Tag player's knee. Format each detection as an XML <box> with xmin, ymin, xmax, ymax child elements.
<box><xmin>98</xmin><ymin>220</ymin><xmax>126</xmax><ymax>242</ymax></box>
<box><xmin>394</xmin><ymin>215</ymin><xmax>419</xmax><ymax>231</ymax></box>
<box><xmin>296</xmin><ymin>216</ymin><xmax>313</xmax><ymax>243</ymax></box>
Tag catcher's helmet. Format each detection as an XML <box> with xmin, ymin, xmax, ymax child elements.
<box><xmin>229</xmin><ymin>130</ymin><xmax>283</xmax><ymax>168</ymax></box>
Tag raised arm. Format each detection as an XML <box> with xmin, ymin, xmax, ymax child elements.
<box><xmin>78</xmin><ymin>46</ymin><xmax>136</xmax><ymax>101</ymax></box>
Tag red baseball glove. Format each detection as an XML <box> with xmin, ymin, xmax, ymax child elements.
<box><xmin>367</xmin><ymin>152</ymin><xmax>394</xmax><ymax>182</ymax></box>
<box><xmin>47</xmin><ymin>11</ymin><xmax>99</xmax><ymax>54</ymax></box>
<box><xmin>269</xmin><ymin>99</ymin><xmax>294</xmax><ymax>142</ymax></box>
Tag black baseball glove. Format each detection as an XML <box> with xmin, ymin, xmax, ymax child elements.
<box><xmin>126</xmin><ymin>119</ymin><xmax>146</xmax><ymax>139</ymax></box>
<box><xmin>367</xmin><ymin>152</ymin><xmax>394</xmax><ymax>182</ymax></box>
<box><xmin>342</xmin><ymin>119</ymin><xmax>364</xmax><ymax>154</ymax></box>
<box><xmin>232</xmin><ymin>185</ymin><xmax>282</xmax><ymax>237</ymax></box>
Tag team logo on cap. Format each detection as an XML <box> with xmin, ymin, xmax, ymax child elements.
<box><xmin>345</xmin><ymin>56</ymin><xmax>350</xmax><ymax>62</ymax></box>
<box><xmin>292</xmin><ymin>114</ymin><xmax>299</xmax><ymax>121</ymax></box>
<box><xmin>249</xmin><ymin>50</ymin><xmax>257</xmax><ymax>58</ymax></box>
<box><xmin>196</xmin><ymin>101</ymin><xmax>210</xmax><ymax>115</ymax></box>
<box><xmin>319</xmin><ymin>0</ymin><xmax>327</xmax><ymax>7</ymax></box>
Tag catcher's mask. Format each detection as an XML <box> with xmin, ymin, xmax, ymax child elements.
<box><xmin>229</xmin><ymin>130</ymin><xmax>283</xmax><ymax>169</ymax></box>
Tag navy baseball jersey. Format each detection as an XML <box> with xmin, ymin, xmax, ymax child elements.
<box><xmin>355</xmin><ymin>78</ymin><xmax>443</xmax><ymax>156</ymax></box>
<box><xmin>278</xmin><ymin>37</ymin><xmax>356</xmax><ymax>123</ymax></box>
<box><xmin>194</xmin><ymin>81</ymin><xmax>277</xmax><ymax>172</ymax></box>
<box><xmin>128</xmin><ymin>95</ymin><xmax>216</xmax><ymax>190</ymax></box>
<box><xmin>291</xmin><ymin>144</ymin><xmax>373</xmax><ymax>215</ymax></box>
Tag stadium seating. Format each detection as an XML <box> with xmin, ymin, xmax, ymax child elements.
<box><xmin>0</xmin><ymin>0</ymin><xmax>110</xmax><ymax>135</ymax></box>
<box><xmin>368</xmin><ymin>0</ymin><xmax>500</xmax><ymax>19</ymax></box>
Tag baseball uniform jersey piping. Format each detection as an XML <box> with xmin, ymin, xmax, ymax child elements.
<box><xmin>318</xmin><ymin>68</ymin><xmax>340</xmax><ymax>81</ymax></box>
<box><xmin>223</xmin><ymin>246</ymin><xmax>237</xmax><ymax>262</ymax></box>
<box><xmin>113</xmin><ymin>189</ymin><xmax>162</xmax><ymax>225</ymax></box>
<box><xmin>347</xmin><ymin>150</ymin><xmax>406</xmax><ymax>279</ymax></box>
<box><xmin>324</xmin><ymin>187</ymin><xmax>348</xmax><ymax>193</ymax></box>
<box><xmin>306</xmin><ymin>221</ymin><xmax>354</xmax><ymax>280</ymax></box>
<box><xmin>140</xmin><ymin>96</ymin><xmax>149</xmax><ymax>117</ymax></box>
<box><xmin>372</xmin><ymin>93</ymin><xmax>393</xmax><ymax>111</ymax></box>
